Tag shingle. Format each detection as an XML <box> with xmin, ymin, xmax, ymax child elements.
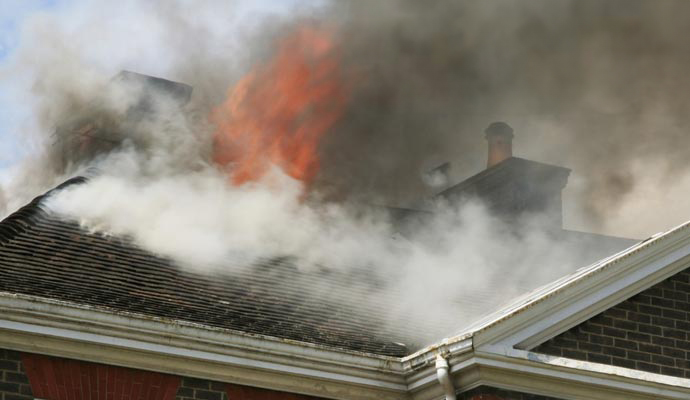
<box><xmin>0</xmin><ymin>178</ymin><xmax>409</xmax><ymax>357</ymax></box>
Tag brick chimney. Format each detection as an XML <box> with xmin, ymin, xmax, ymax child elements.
<box><xmin>485</xmin><ymin>121</ymin><xmax>514</xmax><ymax>168</ymax></box>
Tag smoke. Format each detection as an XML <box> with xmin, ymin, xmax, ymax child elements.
<box><xmin>0</xmin><ymin>0</ymin><xmax>304</xmax><ymax>214</ymax></box>
<box><xmin>1</xmin><ymin>0</ymin><xmax>688</xmax><ymax>345</ymax></box>
<box><xmin>313</xmin><ymin>0</ymin><xmax>690</xmax><ymax>237</ymax></box>
<box><xmin>44</xmin><ymin>164</ymin><xmax>595</xmax><ymax>344</ymax></box>
<box><xmin>5</xmin><ymin>0</ymin><xmax>690</xmax><ymax>235</ymax></box>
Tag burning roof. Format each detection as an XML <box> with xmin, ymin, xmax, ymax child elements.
<box><xmin>0</xmin><ymin>177</ymin><xmax>409</xmax><ymax>357</ymax></box>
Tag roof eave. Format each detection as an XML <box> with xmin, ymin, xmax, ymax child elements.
<box><xmin>3</xmin><ymin>290</ymin><xmax>689</xmax><ymax>399</ymax></box>
<box><xmin>474</xmin><ymin>346</ymin><xmax>690</xmax><ymax>399</ymax></box>
<box><xmin>470</xmin><ymin>219</ymin><xmax>690</xmax><ymax>350</ymax></box>
<box><xmin>0</xmin><ymin>292</ymin><xmax>410</xmax><ymax>400</ymax></box>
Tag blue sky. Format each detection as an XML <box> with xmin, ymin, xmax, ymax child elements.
<box><xmin>0</xmin><ymin>0</ymin><xmax>58</xmax><ymax>60</ymax></box>
<box><xmin>0</xmin><ymin>0</ymin><xmax>61</xmax><ymax>177</ymax></box>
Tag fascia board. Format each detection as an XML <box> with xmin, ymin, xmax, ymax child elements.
<box><xmin>0</xmin><ymin>293</ymin><xmax>410</xmax><ymax>400</ymax></box>
<box><xmin>472</xmin><ymin>346</ymin><xmax>690</xmax><ymax>400</ymax></box>
<box><xmin>511</xmin><ymin>247</ymin><xmax>690</xmax><ymax>349</ymax></box>
<box><xmin>472</xmin><ymin>224</ymin><xmax>690</xmax><ymax>349</ymax></box>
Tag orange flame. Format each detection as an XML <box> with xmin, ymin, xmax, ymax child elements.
<box><xmin>211</xmin><ymin>26</ymin><xmax>348</xmax><ymax>186</ymax></box>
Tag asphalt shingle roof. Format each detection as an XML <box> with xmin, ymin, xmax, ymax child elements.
<box><xmin>0</xmin><ymin>177</ymin><xmax>408</xmax><ymax>357</ymax></box>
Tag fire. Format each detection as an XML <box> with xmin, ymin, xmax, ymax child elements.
<box><xmin>211</xmin><ymin>25</ymin><xmax>349</xmax><ymax>186</ymax></box>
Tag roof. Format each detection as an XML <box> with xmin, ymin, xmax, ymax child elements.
<box><xmin>5</xmin><ymin>178</ymin><xmax>690</xmax><ymax>399</ymax></box>
<box><xmin>435</xmin><ymin>156</ymin><xmax>571</xmax><ymax>200</ymax></box>
<box><xmin>456</xmin><ymin>222</ymin><xmax>680</xmax><ymax>347</ymax></box>
<box><xmin>0</xmin><ymin>174</ymin><xmax>640</xmax><ymax>359</ymax></box>
<box><xmin>0</xmin><ymin>177</ymin><xmax>408</xmax><ymax>357</ymax></box>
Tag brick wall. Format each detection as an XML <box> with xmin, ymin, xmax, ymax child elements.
<box><xmin>459</xmin><ymin>386</ymin><xmax>559</xmax><ymax>400</ymax></box>
<box><xmin>0</xmin><ymin>349</ymin><xmax>32</xmax><ymax>400</ymax></box>
<box><xmin>175</xmin><ymin>377</ymin><xmax>227</xmax><ymax>400</ymax></box>
<box><xmin>534</xmin><ymin>269</ymin><xmax>690</xmax><ymax>377</ymax></box>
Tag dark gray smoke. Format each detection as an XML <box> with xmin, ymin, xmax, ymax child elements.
<box><xmin>4</xmin><ymin>0</ymin><xmax>690</xmax><ymax>238</ymax></box>
<box><xmin>312</xmin><ymin>0</ymin><xmax>690</xmax><ymax>234</ymax></box>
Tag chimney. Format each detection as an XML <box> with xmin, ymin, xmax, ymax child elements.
<box><xmin>435</xmin><ymin>120</ymin><xmax>570</xmax><ymax>230</ymax></box>
<box><xmin>485</xmin><ymin>121</ymin><xmax>514</xmax><ymax>168</ymax></box>
<box><xmin>53</xmin><ymin>71</ymin><xmax>193</xmax><ymax>173</ymax></box>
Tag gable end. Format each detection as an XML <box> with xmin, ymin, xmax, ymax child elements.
<box><xmin>534</xmin><ymin>267</ymin><xmax>690</xmax><ymax>378</ymax></box>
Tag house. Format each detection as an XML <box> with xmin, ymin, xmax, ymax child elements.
<box><xmin>4</xmin><ymin>178</ymin><xmax>690</xmax><ymax>400</ymax></box>
<box><xmin>2</xmin><ymin>77</ymin><xmax>690</xmax><ymax>400</ymax></box>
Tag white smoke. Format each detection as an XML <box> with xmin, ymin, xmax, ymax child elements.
<box><xmin>43</xmin><ymin>148</ymin><xmax>593</xmax><ymax>344</ymax></box>
<box><xmin>45</xmin><ymin>163</ymin><xmax>394</xmax><ymax>271</ymax></box>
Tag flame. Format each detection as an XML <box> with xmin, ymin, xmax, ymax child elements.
<box><xmin>211</xmin><ymin>26</ymin><xmax>348</xmax><ymax>186</ymax></box>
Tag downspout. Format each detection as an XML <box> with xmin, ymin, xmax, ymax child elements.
<box><xmin>435</xmin><ymin>354</ymin><xmax>457</xmax><ymax>400</ymax></box>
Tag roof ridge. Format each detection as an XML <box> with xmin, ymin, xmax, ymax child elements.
<box><xmin>0</xmin><ymin>176</ymin><xmax>88</xmax><ymax>245</ymax></box>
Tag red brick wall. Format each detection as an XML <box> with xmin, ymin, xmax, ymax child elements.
<box><xmin>21</xmin><ymin>353</ymin><xmax>180</xmax><ymax>400</ymax></box>
<box><xmin>534</xmin><ymin>269</ymin><xmax>690</xmax><ymax>377</ymax></box>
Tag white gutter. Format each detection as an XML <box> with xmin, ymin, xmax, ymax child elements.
<box><xmin>435</xmin><ymin>354</ymin><xmax>457</xmax><ymax>400</ymax></box>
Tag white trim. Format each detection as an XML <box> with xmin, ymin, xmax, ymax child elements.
<box><xmin>0</xmin><ymin>292</ymin><xmax>400</xmax><ymax>368</ymax></box>
<box><xmin>513</xmin><ymin>249</ymin><xmax>690</xmax><ymax>349</ymax></box>
<box><xmin>0</xmin><ymin>319</ymin><xmax>404</xmax><ymax>390</ymax></box>
<box><xmin>471</xmin><ymin>221</ymin><xmax>690</xmax><ymax>350</ymax></box>
<box><xmin>0</xmin><ymin>293</ymin><xmax>409</xmax><ymax>400</ymax></box>
<box><xmin>472</xmin><ymin>347</ymin><xmax>690</xmax><ymax>399</ymax></box>
<box><xmin>480</xmin><ymin>345</ymin><xmax>690</xmax><ymax>389</ymax></box>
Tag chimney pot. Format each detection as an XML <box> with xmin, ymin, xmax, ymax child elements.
<box><xmin>485</xmin><ymin>121</ymin><xmax>514</xmax><ymax>168</ymax></box>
